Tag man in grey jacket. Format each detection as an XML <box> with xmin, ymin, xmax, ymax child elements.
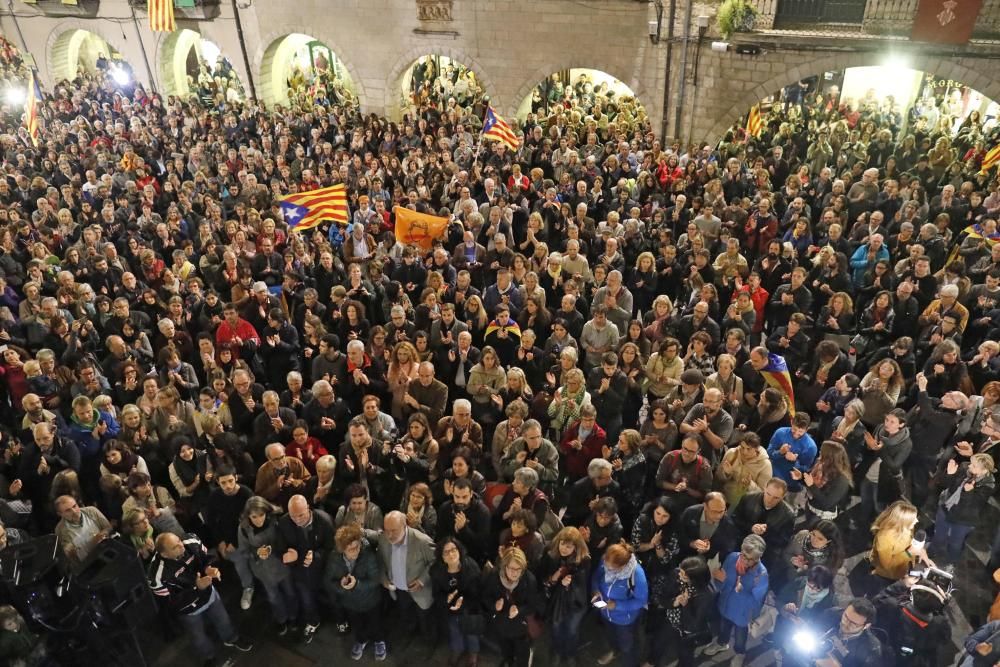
<box><xmin>378</xmin><ymin>511</ymin><xmax>436</xmax><ymax>652</ymax></box>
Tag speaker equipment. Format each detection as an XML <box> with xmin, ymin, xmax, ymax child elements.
<box><xmin>74</xmin><ymin>539</ymin><xmax>155</xmax><ymax>629</ymax></box>
<box><xmin>0</xmin><ymin>534</ymin><xmax>58</xmax><ymax>586</ymax></box>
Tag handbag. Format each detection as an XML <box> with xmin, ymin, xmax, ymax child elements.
<box><xmin>525</xmin><ymin>614</ymin><xmax>544</xmax><ymax>640</ymax></box>
<box><xmin>748</xmin><ymin>602</ymin><xmax>778</xmax><ymax>639</ymax></box>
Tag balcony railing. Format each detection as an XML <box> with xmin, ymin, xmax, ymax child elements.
<box><xmin>22</xmin><ymin>0</ymin><xmax>102</xmax><ymax>17</ymax></box>
<box><xmin>773</xmin><ymin>0</ymin><xmax>866</xmax><ymax>27</ymax></box>
<box><xmin>749</xmin><ymin>0</ymin><xmax>1000</xmax><ymax>40</ymax></box>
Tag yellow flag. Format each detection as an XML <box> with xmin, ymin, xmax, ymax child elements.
<box><xmin>393</xmin><ymin>206</ymin><xmax>449</xmax><ymax>251</ymax></box>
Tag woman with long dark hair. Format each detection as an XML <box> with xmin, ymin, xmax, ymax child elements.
<box><xmin>431</xmin><ymin>536</ymin><xmax>483</xmax><ymax>667</ymax></box>
<box><xmin>645</xmin><ymin>556</ymin><xmax>714</xmax><ymax>667</ymax></box>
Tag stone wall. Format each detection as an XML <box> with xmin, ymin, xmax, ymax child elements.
<box><xmin>6</xmin><ymin>0</ymin><xmax>1000</xmax><ymax>147</ymax></box>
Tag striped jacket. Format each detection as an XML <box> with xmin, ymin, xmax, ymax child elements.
<box><xmin>147</xmin><ymin>533</ymin><xmax>214</xmax><ymax>615</ymax></box>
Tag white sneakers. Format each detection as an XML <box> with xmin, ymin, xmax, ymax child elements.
<box><xmin>240</xmin><ymin>587</ymin><xmax>254</xmax><ymax>610</ymax></box>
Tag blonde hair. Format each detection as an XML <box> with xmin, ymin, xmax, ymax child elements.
<box><xmin>500</xmin><ymin>545</ymin><xmax>528</xmax><ymax>571</ymax></box>
<box><xmin>870</xmin><ymin>500</ymin><xmax>918</xmax><ymax>537</ymax></box>
<box><xmin>548</xmin><ymin>526</ymin><xmax>589</xmax><ymax>563</ymax></box>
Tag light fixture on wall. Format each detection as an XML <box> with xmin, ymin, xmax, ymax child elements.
<box><xmin>649</xmin><ymin>0</ymin><xmax>664</xmax><ymax>44</ymax></box>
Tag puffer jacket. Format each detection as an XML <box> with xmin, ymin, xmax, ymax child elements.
<box><xmin>590</xmin><ymin>555</ymin><xmax>649</xmax><ymax>626</ymax></box>
<box><xmin>323</xmin><ymin>538</ymin><xmax>382</xmax><ymax>612</ymax></box>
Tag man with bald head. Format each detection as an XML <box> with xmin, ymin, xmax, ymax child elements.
<box><xmin>679</xmin><ymin>387</ymin><xmax>735</xmax><ymax>465</ymax></box>
<box><xmin>378</xmin><ymin>510</ymin><xmax>436</xmax><ymax>653</ymax></box>
<box><xmin>403</xmin><ymin>360</ymin><xmax>449</xmax><ymax>424</ymax></box>
<box><xmin>277</xmin><ymin>494</ymin><xmax>334</xmax><ymax>644</ymax></box>
<box><xmin>255</xmin><ymin>442</ymin><xmax>311</xmax><ymax>505</ymax></box>
<box><xmin>148</xmin><ymin>532</ymin><xmax>253</xmax><ymax>661</ymax></box>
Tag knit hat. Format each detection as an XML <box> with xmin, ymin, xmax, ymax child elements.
<box><xmin>680</xmin><ymin>369</ymin><xmax>704</xmax><ymax>386</ymax></box>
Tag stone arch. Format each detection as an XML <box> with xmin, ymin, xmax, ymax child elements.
<box><xmin>509</xmin><ymin>63</ymin><xmax>650</xmax><ymax>120</ymax></box>
<box><xmin>255</xmin><ymin>29</ymin><xmax>368</xmax><ymax>110</ymax></box>
<box><xmin>384</xmin><ymin>45</ymin><xmax>497</xmax><ymax>119</ymax></box>
<box><xmin>153</xmin><ymin>28</ymin><xmax>245</xmax><ymax>98</ymax></box>
<box><xmin>46</xmin><ymin>22</ymin><xmax>127</xmax><ymax>85</ymax></box>
<box><xmin>705</xmin><ymin>52</ymin><xmax>1000</xmax><ymax>145</ymax></box>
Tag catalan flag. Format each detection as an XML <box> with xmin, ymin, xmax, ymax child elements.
<box><xmin>394</xmin><ymin>206</ymin><xmax>449</xmax><ymax>251</ymax></box>
<box><xmin>980</xmin><ymin>144</ymin><xmax>1000</xmax><ymax>175</ymax></box>
<box><xmin>279</xmin><ymin>183</ymin><xmax>349</xmax><ymax>233</ymax></box>
<box><xmin>148</xmin><ymin>0</ymin><xmax>176</xmax><ymax>32</ymax></box>
<box><xmin>760</xmin><ymin>352</ymin><xmax>796</xmax><ymax>416</ymax></box>
<box><xmin>482</xmin><ymin>106</ymin><xmax>520</xmax><ymax>151</ymax></box>
<box><xmin>745</xmin><ymin>104</ymin><xmax>763</xmax><ymax>140</ymax></box>
<box><xmin>24</xmin><ymin>70</ymin><xmax>41</xmax><ymax>147</ymax></box>
<box><xmin>946</xmin><ymin>221</ymin><xmax>1000</xmax><ymax>265</ymax></box>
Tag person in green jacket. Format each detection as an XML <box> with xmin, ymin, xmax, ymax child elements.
<box><xmin>324</xmin><ymin>524</ymin><xmax>386</xmax><ymax>661</ymax></box>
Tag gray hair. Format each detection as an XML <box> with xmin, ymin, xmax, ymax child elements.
<box><xmin>286</xmin><ymin>371</ymin><xmax>302</xmax><ymax>383</ymax></box>
<box><xmin>587</xmin><ymin>458</ymin><xmax>613</xmax><ymax>479</ymax></box>
<box><xmin>262</xmin><ymin>390</ymin><xmax>279</xmax><ymax>402</ymax></box>
<box><xmin>741</xmin><ymin>534</ymin><xmax>767</xmax><ymax>560</ymax></box>
<box><xmin>311</xmin><ymin>380</ymin><xmax>333</xmax><ymax>395</ymax></box>
<box><xmin>346</xmin><ymin>339</ymin><xmax>365</xmax><ymax>354</ymax></box>
<box><xmin>316</xmin><ymin>455</ymin><xmax>336</xmax><ymax>473</ymax></box>
<box><xmin>265</xmin><ymin>443</ymin><xmax>285</xmax><ymax>459</ymax></box>
<box><xmin>940</xmin><ymin>284</ymin><xmax>960</xmax><ymax>298</ymax></box>
<box><xmin>513</xmin><ymin>466</ymin><xmax>539</xmax><ymax>490</ymax></box>
<box><xmin>454</xmin><ymin>398</ymin><xmax>471</xmax><ymax>413</ymax></box>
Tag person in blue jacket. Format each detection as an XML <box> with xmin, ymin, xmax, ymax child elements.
<box><xmin>848</xmin><ymin>233</ymin><xmax>890</xmax><ymax>287</ymax></box>
<box><xmin>66</xmin><ymin>394</ymin><xmax>120</xmax><ymax>498</ymax></box>
<box><xmin>766</xmin><ymin>412</ymin><xmax>817</xmax><ymax>496</ymax></box>
<box><xmin>702</xmin><ymin>534</ymin><xmax>770</xmax><ymax>666</ymax></box>
<box><xmin>590</xmin><ymin>541</ymin><xmax>648</xmax><ymax>667</ymax></box>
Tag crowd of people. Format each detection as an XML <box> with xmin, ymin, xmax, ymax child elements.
<box><xmin>3</xmin><ymin>29</ymin><xmax>1000</xmax><ymax>667</ymax></box>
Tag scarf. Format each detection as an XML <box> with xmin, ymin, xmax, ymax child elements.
<box><xmin>129</xmin><ymin>524</ymin><xmax>154</xmax><ymax>551</ymax></box>
<box><xmin>500</xmin><ymin>569</ymin><xmax>521</xmax><ymax>592</ymax></box>
<box><xmin>172</xmin><ymin>451</ymin><xmax>202</xmax><ymax>486</ymax></box>
<box><xmin>801</xmin><ymin>584</ymin><xmax>830</xmax><ymax>610</ymax></box>
<box><xmin>604</xmin><ymin>554</ymin><xmax>639</xmax><ymax>587</ymax></box>
<box><xmin>735</xmin><ymin>554</ymin><xmax>751</xmax><ymax>576</ymax></box>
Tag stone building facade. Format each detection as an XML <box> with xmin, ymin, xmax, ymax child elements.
<box><xmin>6</xmin><ymin>0</ymin><xmax>1000</xmax><ymax>146</ymax></box>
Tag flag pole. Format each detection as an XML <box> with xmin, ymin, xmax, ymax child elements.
<box><xmin>130</xmin><ymin>3</ymin><xmax>157</xmax><ymax>93</ymax></box>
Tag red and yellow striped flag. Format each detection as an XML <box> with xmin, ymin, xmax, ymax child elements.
<box><xmin>745</xmin><ymin>104</ymin><xmax>763</xmax><ymax>140</ymax></box>
<box><xmin>25</xmin><ymin>71</ymin><xmax>41</xmax><ymax>147</ymax></box>
<box><xmin>482</xmin><ymin>106</ymin><xmax>520</xmax><ymax>151</ymax></box>
<box><xmin>393</xmin><ymin>206</ymin><xmax>449</xmax><ymax>251</ymax></box>
<box><xmin>279</xmin><ymin>183</ymin><xmax>349</xmax><ymax>232</ymax></box>
<box><xmin>980</xmin><ymin>144</ymin><xmax>1000</xmax><ymax>175</ymax></box>
<box><xmin>148</xmin><ymin>0</ymin><xmax>176</xmax><ymax>32</ymax></box>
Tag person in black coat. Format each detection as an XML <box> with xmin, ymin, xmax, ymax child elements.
<box><xmin>645</xmin><ymin>556</ymin><xmax>715</xmax><ymax>667</ymax></box>
<box><xmin>302</xmin><ymin>380</ymin><xmax>350</xmax><ymax>453</ymax></box>
<box><xmin>587</xmin><ymin>353</ymin><xmax>629</xmax><ymax>444</ymax></box>
<box><xmin>436</xmin><ymin>478</ymin><xmax>492</xmax><ymax>566</ymax></box>
<box><xmin>480</xmin><ymin>546</ymin><xmax>543</xmax><ymax>667</ymax></box>
<box><xmin>931</xmin><ymin>454</ymin><xmax>995</xmax><ymax>563</ymax></box>
<box><xmin>730</xmin><ymin>480</ymin><xmax>795</xmax><ymax>569</ymax></box>
<box><xmin>678</xmin><ymin>493</ymin><xmax>738</xmax><ymax>562</ymax></box>
<box><xmin>538</xmin><ymin>527</ymin><xmax>592</xmax><ymax>666</ymax></box>
<box><xmin>276</xmin><ymin>494</ymin><xmax>335</xmax><ymax>643</ymax></box>
<box><xmin>562</xmin><ymin>459</ymin><xmax>622</xmax><ymax>527</ymax></box>
<box><xmin>430</xmin><ymin>536</ymin><xmax>483</xmax><ymax>666</ymax></box>
<box><xmin>906</xmin><ymin>372</ymin><xmax>966</xmax><ymax>509</ymax></box>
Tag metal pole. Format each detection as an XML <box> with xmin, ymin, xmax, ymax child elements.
<box><xmin>129</xmin><ymin>4</ymin><xmax>156</xmax><ymax>92</ymax></box>
<box><xmin>6</xmin><ymin>0</ymin><xmax>32</xmax><ymax>65</ymax></box>
<box><xmin>230</xmin><ymin>0</ymin><xmax>257</xmax><ymax>101</ymax></box>
<box><xmin>672</xmin><ymin>0</ymin><xmax>694</xmax><ymax>143</ymax></box>
<box><xmin>660</xmin><ymin>0</ymin><xmax>676</xmax><ymax>141</ymax></box>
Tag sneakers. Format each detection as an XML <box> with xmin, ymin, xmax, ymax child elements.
<box><xmin>351</xmin><ymin>642</ymin><xmax>367</xmax><ymax>660</ymax></box>
<box><xmin>240</xmin><ymin>587</ymin><xmax>254</xmax><ymax>610</ymax></box>
<box><xmin>597</xmin><ymin>650</ymin><xmax>617</xmax><ymax>665</ymax></box>
<box><xmin>223</xmin><ymin>636</ymin><xmax>254</xmax><ymax>652</ymax></box>
<box><xmin>374</xmin><ymin>641</ymin><xmax>387</xmax><ymax>661</ymax></box>
<box><xmin>303</xmin><ymin>623</ymin><xmax>319</xmax><ymax>644</ymax></box>
<box><xmin>701</xmin><ymin>641</ymin><xmax>730</xmax><ymax>656</ymax></box>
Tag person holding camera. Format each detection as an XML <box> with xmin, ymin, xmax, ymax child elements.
<box><xmin>785</xmin><ymin>598</ymin><xmax>882</xmax><ymax>667</ymax></box>
<box><xmin>255</xmin><ymin>443</ymin><xmax>311</xmax><ymax>507</ymax></box>
<box><xmin>873</xmin><ymin>570</ymin><xmax>953</xmax><ymax>667</ymax></box>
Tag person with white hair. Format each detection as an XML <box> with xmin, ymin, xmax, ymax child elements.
<box><xmin>702</xmin><ymin>533</ymin><xmax>769</xmax><ymax>665</ymax></box>
<box><xmin>918</xmin><ymin>282</ymin><xmax>970</xmax><ymax>334</ymax></box>
<box><xmin>849</xmin><ymin>232</ymin><xmax>889</xmax><ymax>287</ymax></box>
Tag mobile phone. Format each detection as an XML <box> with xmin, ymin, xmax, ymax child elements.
<box><xmin>592</xmin><ymin>599</ymin><xmax>607</xmax><ymax>609</ymax></box>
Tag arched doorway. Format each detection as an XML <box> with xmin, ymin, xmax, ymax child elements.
<box><xmin>159</xmin><ymin>29</ymin><xmax>245</xmax><ymax>101</ymax></box>
<box><xmin>720</xmin><ymin>64</ymin><xmax>1000</xmax><ymax>167</ymax></box>
<box><xmin>516</xmin><ymin>69</ymin><xmax>649</xmax><ymax>132</ymax></box>
<box><xmin>50</xmin><ymin>29</ymin><xmax>132</xmax><ymax>84</ymax></box>
<box><xmin>395</xmin><ymin>55</ymin><xmax>486</xmax><ymax>114</ymax></box>
<box><xmin>259</xmin><ymin>33</ymin><xmax>356</xmax><ymax>108</ymax></box>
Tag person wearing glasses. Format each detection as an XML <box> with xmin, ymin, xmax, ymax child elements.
<box><xmin>702</xmin><ymin>534</ymin><xmax>769</xmax><ymax>666</ymax></box>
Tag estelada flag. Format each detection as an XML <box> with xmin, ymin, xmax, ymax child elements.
<box><xmin>760</xmin><ymin>352</ymin><xmax>796</xmax><ymax>416</ymax></box>
<box><xmin>148</xmin><ymin>0</ymin><xmax>176</xmax><ymax>31</ymax></box>
<box><xmin>394</xmin><ymin>206</ymin><xmax>448</xmax><ymax>251</ymax></box>
<box><xmin>280</xmin><ymin>183</ymin><xmax>349</xmax><ymax>232</ymax></box>
<box><xmin>745</xmin><ymin>104</ymin><xmax>763</xmax><ymax>140</ymax></box>
<box><xmin>980</xmin><ymin>144</ymin><xmax>1000</xmax><ymax>175</ymax></box>
<box><xmin>25</xmin><ymin>70</ymin><xmax>42</xmax><ymax>147</ymax></box>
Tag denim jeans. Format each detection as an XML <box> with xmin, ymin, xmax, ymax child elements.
<box><xmin>931</xmin><ymin>505</ymin><xmax>976</xmax><ymax>562</ymax></box>
<box><xmin>178</xmin><ymin>589</ymin><xmax>237</xmax><ymax>660</ymax></box>
<box><xmin>603</xmin><ymin>617</ymin><xmax>641</xmax><ymax>667</ymax></box>
<box><xmin>550</xmin><ymin>608</ymin><xmax>586</xmax><ymax>658</ymax></box>
<box><xmin>446</xmin><ymin>615</ymin><xmax>481</xmax><ymax>654</ymax></box>
<box><xmin>717</xmin><ymin>616</ymin><xmax>749</xmax><ymax>655</ymax></box>
<box><xmin>858</xmin><ymin>479</ymin><xmax>883</xmax><ymax>524</ymax></box>
<box><xmin>261</xmin><ymin>576</ymin><xmax>296</xmax><ymax>624</ymax></box>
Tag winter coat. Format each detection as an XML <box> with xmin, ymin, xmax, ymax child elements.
<box><xmin>324</xmin><ymin>538</ymin><xmax>382</xmax><ymax>612</ymax></box>
<box><xmin>591</xmin><ymin>556</ymin><xmax>649</xmax><ymax>626</ymax></box>
<box><xmin>237</xmin><ymin>517</ymin><xmax>289</xmax><ymax>586</ymax></box>
<box><xmin>66</xmin><ymin>408</ymin><xmax>120</xmax><ymax>459</ymax></box>
<box><xmin>715</xmin><ymin>445</ymin><xmax>773</xmax><ymax>507</ymax></box>
<box><xmin>938</xmin><ymin>463</ymin><xmax>996</xmax><ymax>526</ymax></box>
<box><xmin>717</xmin><ymin>551</ymin><xmax>769</xmax><ymax>627</ymax></box>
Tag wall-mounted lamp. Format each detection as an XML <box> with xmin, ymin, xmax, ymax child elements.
<box><xmin>649</xmin><ymin>0</ymin><xmax>664</xmax><ymax>44</ymax></box>
<box><xmin>696</xmin><ymin>14</ymin><xmax>710</xmax><ymax>38</ymax></box>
